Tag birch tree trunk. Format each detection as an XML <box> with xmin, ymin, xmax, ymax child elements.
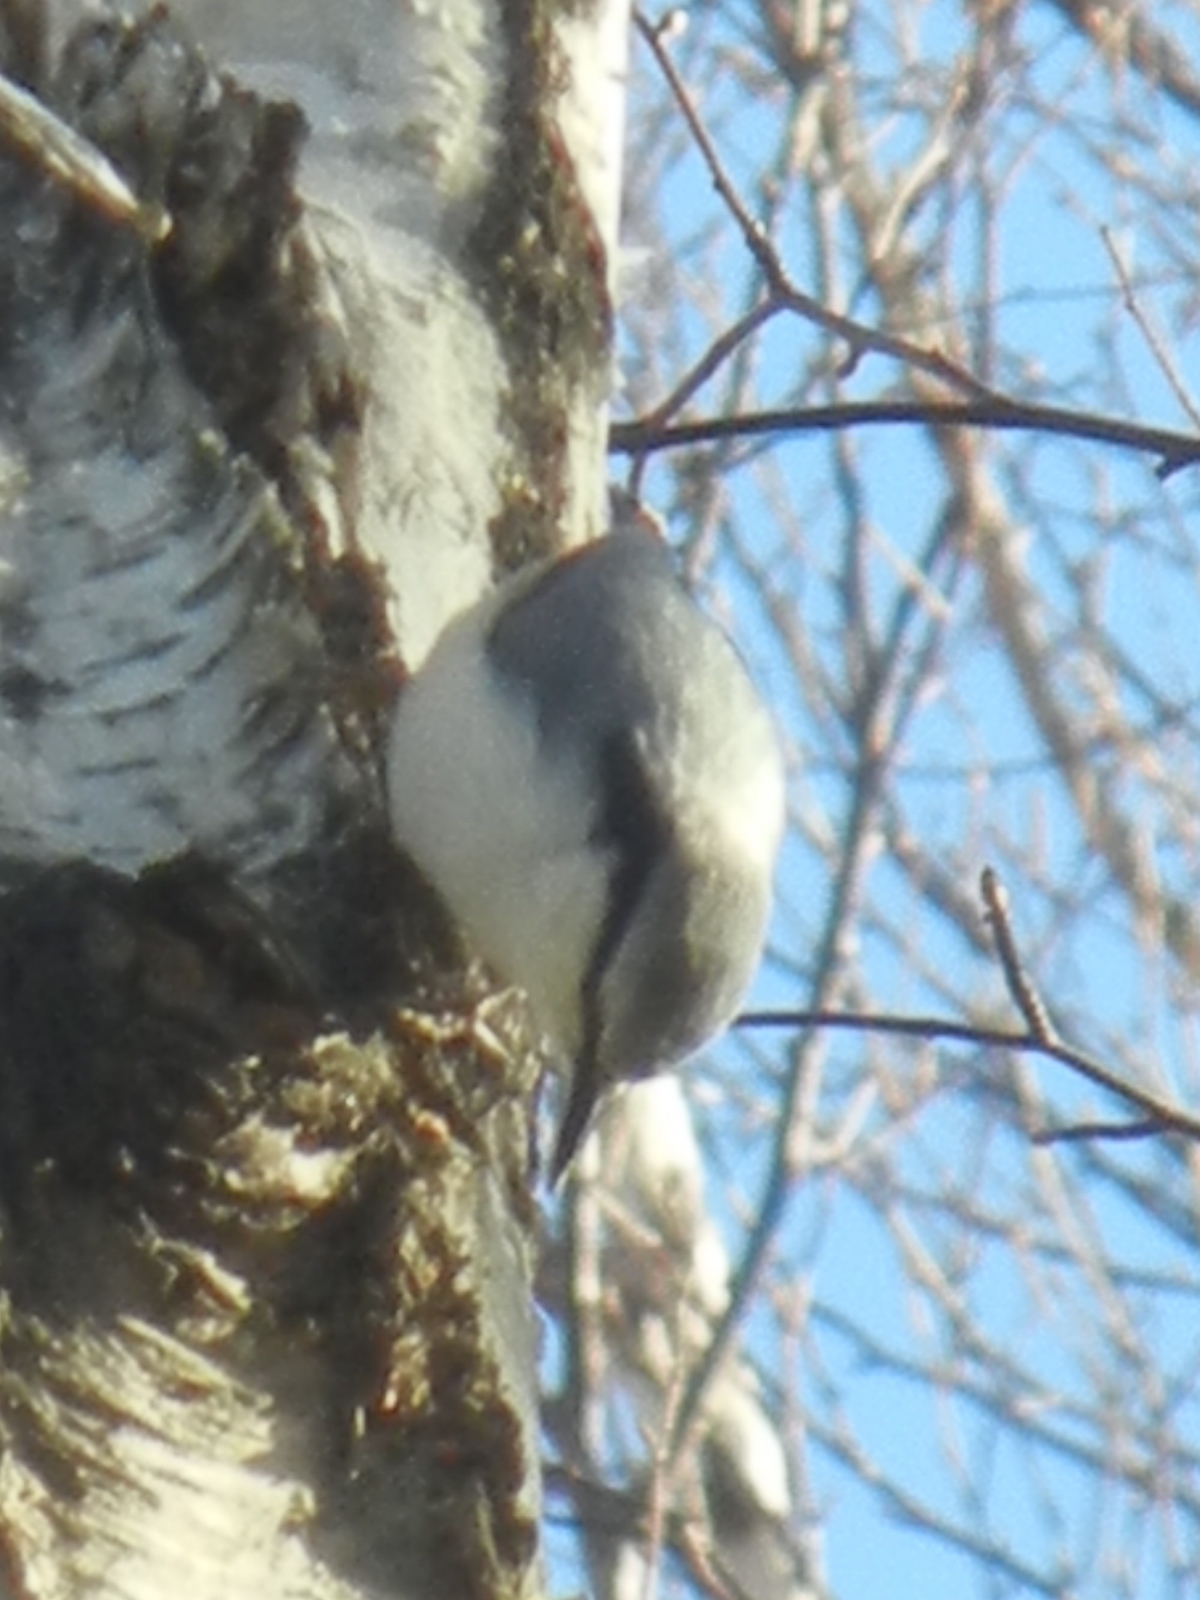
<box><xmin>0</xmin><ymin>1</ymin><xmax>625</xmax><ymax>1594</ymax></box>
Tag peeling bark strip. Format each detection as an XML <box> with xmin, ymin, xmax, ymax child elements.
<box><xmin>469</xmin><ymin>0</ymin><xmax>614</xmax><ymax>570</ymax></box>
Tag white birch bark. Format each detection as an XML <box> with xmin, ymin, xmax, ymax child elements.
<box><xmin>0</xmin><ymin>0</ymin><xmax>627</xmax><ymax>1594</ymax></box>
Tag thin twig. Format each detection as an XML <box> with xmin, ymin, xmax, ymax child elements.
<box><xmin>633</xmin><ymin>10</ymin><xmax>999</xmax><ymax>403</ymax></box>
<box><xmin>610</xmin><ymin>398</ymin><xmax>1200</xmax><ymax>479</ymax></box>
<box><xmin>1032</xmin><ymin>1118</ymin><xmax>1165</xmax><ymax>1145</ymax></box>
<box><xmin>637</xmin><ymin>299</ymin><xmax>788</xmax><ymax>433</ymax></box>
<box><xmin>980</xmin><ymin>867</ymin><xmax>1055</xmax><ymax>1043</ymax></box>
<box><xmin>736</xmin><ymin>1008</ymin><xmax>1200</xmax><ymax>1142</ymax></box>
<box><xmin>1101</xmin><ymin>224</ymin><xmax>1200</xmax><ymax>431</ymax></box>
<box><xmin>0</xmin><ymin>70</ymin><xmax>170</xmax><ymax>242</ymax></box>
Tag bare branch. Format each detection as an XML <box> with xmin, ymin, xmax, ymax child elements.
<box><xmin>633</xmin><ymin>9</ymin><xmax>1001</xmax><ymax>403</ymax></box>
<box><xmin>738</xmin><ymin>1007</ymin><xmax>1200</xmax><ymax>1143</ymax></box>
<box><xmin>612</xmin><ymin>397</ymin><xmax>1200</xmax><ymax>477</ymax></box>
<box><xmin>980</xmin><ymin>866</ymin><xmax>1056</xmax><ymax>1044</ymax></box>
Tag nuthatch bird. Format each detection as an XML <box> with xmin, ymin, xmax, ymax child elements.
<box><xmin>386</xmin><ymin>508</ymin><xmax>785</xmax><ymax>1180</ymax></box>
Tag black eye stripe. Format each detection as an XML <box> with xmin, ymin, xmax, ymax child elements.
<box><xmin>581</xmin><ymin>733</ymin><xmax>669</xmax><ymax>1046</ymax></box>
<box><xmin>549</xmin><ymin>733</ymin><xmax>671</xmax><ymax>1181</ymax></box>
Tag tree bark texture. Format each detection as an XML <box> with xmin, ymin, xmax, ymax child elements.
<box><xmin>0</xmin><ymin>1</ymin><xmax>625</xmax><ymax>1594</ymax></box>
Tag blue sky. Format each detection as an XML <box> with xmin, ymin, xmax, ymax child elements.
<box><xmin>588</xmin><ymin>2</ymin><xmax>1200</xmax><ymax>1596</ymax></box>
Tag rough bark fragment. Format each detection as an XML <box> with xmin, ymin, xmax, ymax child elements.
<box><xmin>0</xmin><ymin>858</ymin><xmax>542</xmax><ymax>1600</ymax></box>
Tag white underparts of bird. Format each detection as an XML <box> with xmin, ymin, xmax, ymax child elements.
<box><xmin>386</xmin><ymin>517</ymin><xmax>785</xmax><ymax>1181</ymax></box>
